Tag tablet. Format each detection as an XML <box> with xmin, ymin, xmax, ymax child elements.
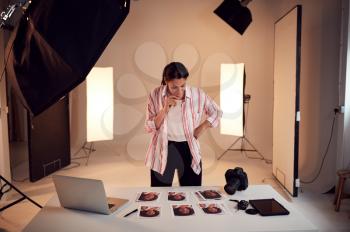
<box><xmin>249</xmin><ymin>198</ymin><xmax>290</xmax><ymax>216</ymax></box>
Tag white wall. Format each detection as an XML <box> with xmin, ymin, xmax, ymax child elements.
<box><xmin>67</xmin><ymin>0</ymin><xmax>341</xmax><ymax>192</ymax></box>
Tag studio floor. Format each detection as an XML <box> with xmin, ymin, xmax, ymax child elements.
<box><xmin>0</xmin><ymin>142</ymin><xmax>349</xmax><ymax>232</ymax></box>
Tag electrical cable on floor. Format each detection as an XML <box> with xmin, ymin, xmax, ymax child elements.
<box><xmin>301</xmin><ymin>111</ymin><xmax>337</xmax><ymax>184</ymax></box>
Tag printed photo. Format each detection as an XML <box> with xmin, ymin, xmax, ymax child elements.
<box><xmin>171</xmin><ymin>204</ymin><xmax>195</xmax><ymax>217</ymax></box>
<box><xmin>199</xmin><ymin>203</ymin><xmax>226</xmax><ymax>215</ymax></box>
<box><xmin>136</xmin><ymin>192</ymin><xmax>160</xmax><ymax>202</ymax></box>
<box><xmin>197</xmin><ymin>190</ymin><xmax>223</xmax><ymax>200</ymax></box>
<box><xmin>168</xmin><ymin>192</ymin><xmax>187</xmax><ymax>201</ymax></box>
<box><xmin>138</xmin><ymin>206</ymin><xmax>161</xmax><ymax>218</ymax></box>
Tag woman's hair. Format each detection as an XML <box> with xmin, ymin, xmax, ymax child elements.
<box><xmin>161</xmin><ymin>62</ymin><xmax>189</xmax><ymax>85</ymax></box>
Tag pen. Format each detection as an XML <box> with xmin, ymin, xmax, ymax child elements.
<box><xmin>229</xmin><ymin>199</ymin><xmax>239</xmax><ymax>202</ymax></box>
<box><xmin>124</xmin><ymin>209</ymin><xmax>138</xmax><ymax>217</ymax></box>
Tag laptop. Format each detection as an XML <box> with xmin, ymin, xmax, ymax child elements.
<box><xmin>52</xmin><ymin>175</ymin><xmax>129</xmax><ymax>215</ymax></box>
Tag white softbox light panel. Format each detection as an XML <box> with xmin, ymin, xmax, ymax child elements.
<box><xmin>86</xmin><ymin>67</ymin><xmax>114</xmax><ymax>142</ymax></box>
<box><xmin>220</xmin><ymin>63</ymin><xmax>244</xmax><ymax>136</ymax></box>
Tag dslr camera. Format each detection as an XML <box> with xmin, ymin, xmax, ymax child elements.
<box><xmin>224</xmin><ymin>167</ymin><xmax>248</xmax><ymax>195</ymax></box>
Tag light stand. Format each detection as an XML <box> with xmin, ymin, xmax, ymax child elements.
<box><xmin>72</xmin><ymin>67</ymin><xmax>114</xmax><ymax>166</ymax></box>
<box><xmin>218</xmin><ymin>94</ymin><xmax>263</xmax><ymax>160</ymax></box>
<box><xmin>0</xmin><ymin>175</ymin><xmax>42</xmax><ymax>212</ymax></box>
<box><xmin>73</xmin><ymin>142</ymin><xmax>96</xmax><ymax>166</ymax></box>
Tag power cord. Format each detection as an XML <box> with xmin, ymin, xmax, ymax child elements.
<box><xmin>301</xmin><ymin>110</ymin><xmax>337</xmax><ymax>184</ymax></box>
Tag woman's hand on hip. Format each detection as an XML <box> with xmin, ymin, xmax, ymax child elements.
<box><xmin>194</xmin><ymin>121</ymin><xmax>211</xmax><ymax>139</ymax></box>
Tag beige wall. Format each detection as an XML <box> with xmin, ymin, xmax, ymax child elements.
<box><xmin>67</xmin><ymin>0</ymin><xmax>341</xmax><ymax>192</ymax></box>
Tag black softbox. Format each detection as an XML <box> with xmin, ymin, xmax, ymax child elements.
<box><xmin>214</xmin><ymin>0</ymin><xmax>252</xmax><ymax>35</ymax></box>
<box><xmin>5</xmin><ymin>0</ymin><xmax>130</xmax><ymax>115</ymax></box>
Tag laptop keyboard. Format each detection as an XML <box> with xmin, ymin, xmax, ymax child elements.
<box><xmin>108</xmin><ymin>203</ymin><xmax>115</xmax><ymax>209</ymax></box>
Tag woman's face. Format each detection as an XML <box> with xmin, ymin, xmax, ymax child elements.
<box><xmin>204</xmin><ymin>190</ymin><xmax>217</xmax><ymax>197</ymax></box>
<box><xmin>207</xmin><ymin>206</ymin><xmax>219</xmax><ymax>213</ymax></box>
<box><xmin>166</xmin><ymin>78</ymin><xmax>186</xmax><ymax>100</ymax></box>
<box><xmin>146</xmin><ymin>209</ymin><xmax>157</xmax><ymax>216</ymax></box>
<box><xmin>178</xmin><ymin>206</ymin><xmax>190</xmax><ymax>215</ymax></box>
<box><xmin>173</xmin><ymin>194</ymin><xmax>183</xmax><ymax>200</ymax></box>
<box><xmin>144</xmin><ymin>193</ymin><xmax>156</xmax><ymax>201</ymax></box>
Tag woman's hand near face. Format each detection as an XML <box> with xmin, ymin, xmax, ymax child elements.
<box><xmin>164</xmin><ymin>96</ymin><xmax>177</xmax><ymax>113</ymax></box>
<box><xmin>154</xmin><ymin>96</ymin><xmax>178</xmax><ymax>130</ymax></box>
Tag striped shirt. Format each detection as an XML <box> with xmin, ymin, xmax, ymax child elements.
<box><xmin>145</xmin><ymin>85</ymin><xmax>223</xmax><ymax>175</ymax></box>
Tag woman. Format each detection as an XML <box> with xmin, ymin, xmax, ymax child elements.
<box><xmin>145</xmin><ymin>62</ymin><xmax>222</xmax><ymax>187</ymax></box>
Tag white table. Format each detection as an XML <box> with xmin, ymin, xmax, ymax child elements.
<box><xmin>23</xmin><ymin>185</ymin><xmax>317</xmax><ymax>232</ymax></box>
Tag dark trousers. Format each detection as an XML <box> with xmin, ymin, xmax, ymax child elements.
<box><xmin>151</xmin><ymin>141</ymin><xmax>202</xmax><ymax>187</ymax></box>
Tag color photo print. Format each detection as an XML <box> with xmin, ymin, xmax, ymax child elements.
<box><xmin>171</xmin><ymin>204</ymin><xmax>195</xmax><ymax>217</ymax></box>
<box><xmin>136</xmin><ymin>192</ymin><xmax>161</xmax><ymax>202</ymax></box>
<box><xmin>199</xmin><ymin>203</ymin><xmax>227</xmax><ymax>215</ymax></box>
<box><xmin>138</xmin><ymin>206</ymin><xmax>161</xmax><ymax>218</ymax></box>
<box><xmin>194</xmin><ymin>189</ymin><xmax>223</xmax><ymax>201</ymax></box>
<box><xmin>168</xmin><ymin>191</ymin><xmax>188</xmax><ymax>202</ymax></box>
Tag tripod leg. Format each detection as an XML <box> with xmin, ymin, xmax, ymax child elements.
<box><xmin>241</xmin><ymin>137</ymin><xmax>246</xmax><ymax>152</ymax></box>
<box><xmin>72</xmin><ymin>142</ymin><xmax>96</xmax><ymax>166</ymax></box>
<box><xmin>217</xmin><ymin>137</ymin><xmax>242</xmax><ymax>160</ymax></box>
<box><xmin>85</xmin><ymin>142</ymin><xmax>95</xmax><ymax>166</ymax></box>
<box><xmin>0</xmin><ymin>176</ymin><xmax>42</xmax><ymax>212</ymax></box>
<box><xmin>244</xmin><ymin>137</ymin><xmax>263</xmax><ymax>157</ymax></box>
